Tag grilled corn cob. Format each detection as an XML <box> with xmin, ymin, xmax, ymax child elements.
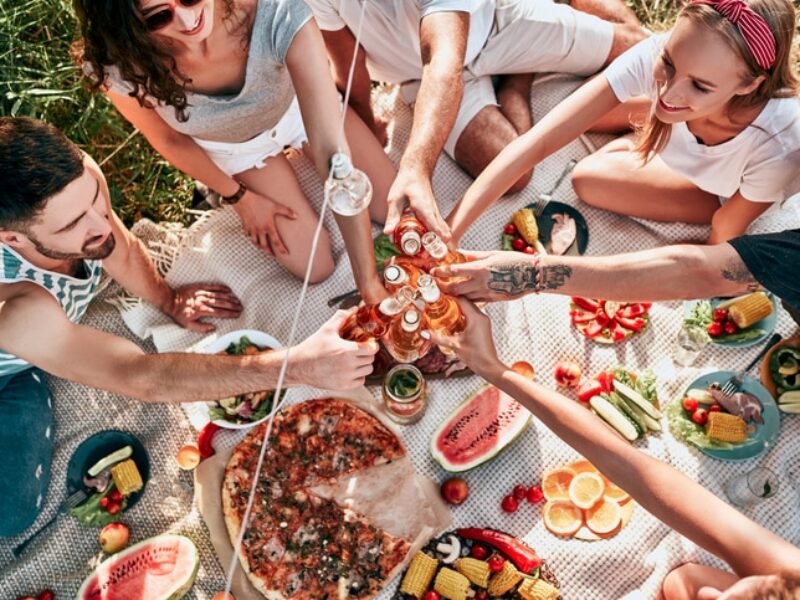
<box><xmin>399</xmin><ymin>552</ymin><xmax>438</xmax><ymax>597</ymax></box>
<box><xmin>706</xmin><ymin>411</ymin><xmax>748</xmax><ymax>443</ymax></box>
<box><xmin>487</xmin><ymin>561</ymin><xmax>523</xmax><ymax>596</ymax></box>
<box><xmin>727</xmin><ymin>292</ymin><xmax>772</xmax><ymax>328</ymax></box>
<box><xmin>433</xmin><ymin>568</ymin><xmax>471</xmax><ymax>600</ymax></box>
<box><xmin>110</xmin><ymin>459</ymin><xmax>143</xmax><ymax>495</ymax></box>
<box><xmin>512</xmin><ymin>207</ymin><xmax>539</xmax><ymax>246</ymax></box>
<box><xmin>454</xmin><ymin>557</ymin><xmax>490</xmax><ymax>588</ymax></box>
<box><xmin>518</xmin><ymin>577</ymin><xmax>561</xmax><ymax>600</ymax></box>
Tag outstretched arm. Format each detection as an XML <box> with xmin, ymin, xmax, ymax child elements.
<box><xmin>428</xmin><ymin>300</ymin><xmax>800</xmax><ymax>578</ymax></box>
<box><xmin>432</xmin><ymin>243</ymin><xmax>760</xmax><ymax>303</ymax></box>
<box><xmin>446</xmin><ymin>76</ymin><xmax>621</xmax><ymax>243</ymax></box>
<box><xmin>383</xmin><ymin>10</ymin><xmax>469</xmax><ymax>240</ymax></box>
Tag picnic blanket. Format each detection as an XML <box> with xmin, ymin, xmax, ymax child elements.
<box><xmin>2</xmin><ymin>75</ymin><xmax>800</xmax><ymax>599</ymax></box>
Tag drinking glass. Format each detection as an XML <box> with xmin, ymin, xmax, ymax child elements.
<box><xmin>673</xmin><ymin>325</ymin><xmax>710</xmax><ymax>367</ymax></box>
<box><xmin>725</xmin><ymin>466</ymin><xmax>779</xmax><ymax>508</ymax></box>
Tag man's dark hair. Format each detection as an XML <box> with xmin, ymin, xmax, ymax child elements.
<box><xmin>0</xmin><ymin>117</ymin><xmax>85</xmax><ymax>230</ymax></box>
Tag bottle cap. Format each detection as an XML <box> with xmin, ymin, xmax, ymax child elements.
<box><xmin>417</xmin><ymin>274</ymin><xmax>441</xmax><ymax>303</ymax></box>
<box><xmin>378</xmin><ymin>295</ymin><xmax>404</xmax><ymax>316</ymax></box>
<box><xmin>400</xmin><ymin>231</ymin><xmax>422</xmax><ymax>255</ymax></box>
<box><xmin>421</xmin><ymin>231</ymin><xmax>446</xmax><ymax>259</ymax></box>
<box><xmin>383</xmin><ymin>265</ymin><xmax>407</xmax><ymax>286</ymax></box>
<box><xmin>401</xmin><ymin>308</ymin><xmax>421</xmax><ymax>332</ymax></box>
<box><xmin>330</xmin><ymin>152</ymin><xmax>353</xmax><ymax>179</ymax></box>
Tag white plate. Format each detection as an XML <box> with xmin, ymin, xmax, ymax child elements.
<box><xmin>199</xmin><ymin>329</ymin><xmax>282</xmax><ymax>430</ymax></box>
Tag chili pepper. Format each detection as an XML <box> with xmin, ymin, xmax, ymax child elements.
<box><xmin>198</xmin><ymin>422</ymin><xmax>222</xmax><ymax>459</ymax></box>
<box><xmin>456</xmin><ymin>528</ymin><xmax>541</xmax><ymax>573</ymax></box>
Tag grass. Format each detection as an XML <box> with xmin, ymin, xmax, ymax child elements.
<box><xmin>0</xmin><ymin>0</ymin><xmax>798</xmax><ymax>227</ymax></box>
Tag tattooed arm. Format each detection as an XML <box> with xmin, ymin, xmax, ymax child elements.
<box><xmin>430</xmin><ymin>244</ymin><xmax>762</xmax><ymax>303</ymax></box>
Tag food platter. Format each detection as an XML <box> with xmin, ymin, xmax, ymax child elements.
<box><xmin>569</xmin><ymin>298</ymin><xmax>651</xmax><ymax>344</ymax></box>
<box><xmin>683</xmin><ymin>294</ymin><xmax>778</xmax><ymax>348</ymax></box>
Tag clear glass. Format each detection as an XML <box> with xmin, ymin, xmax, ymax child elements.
<box><xmin>673</xmin><ymin>325</ymin><xmax>710</xmax><ymax>367</ymax></box>
<box><xmin>724</xmin><ymin>466</ymin><xmax>779</xmax><ymax>508</ymax></box>
<box><xmin>382</xmin><ymin>364</ymin><xmax>428</xmax><ymax>425</ymax></box>
<box><xmin>325</xmin><ymin>167</ymin><xmax>372</xmax><ymax>216</ymax></box>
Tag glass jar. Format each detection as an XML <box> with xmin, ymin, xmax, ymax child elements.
<box><xmin>382</xmin><ymin>364</ymin><xmax>427</xmax><ymax>424</ymax></box>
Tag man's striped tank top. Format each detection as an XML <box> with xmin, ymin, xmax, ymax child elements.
<box><xmin>0</xmin><ymin>245</ymin><xmax>103</xmax><ymax>377</ymax></box>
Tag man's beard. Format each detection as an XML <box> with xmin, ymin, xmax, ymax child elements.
<box><xmin>29</xmin><ymin>232</ymin><xmax>116</xmax><ymax>261</ymax></box>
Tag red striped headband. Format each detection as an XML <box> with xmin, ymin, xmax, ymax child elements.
<box><xmin>692</xmin><ymin>0</ymin><xmax>777</xmax><ymax>70</ymax></box>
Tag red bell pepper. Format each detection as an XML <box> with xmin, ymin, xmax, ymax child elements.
<box><xmin>578</xmin><ymin>379</ymin><xmax>603</xmax><ymax>403</ymax></box>
<box><xmin>616</xmin><ymin>316</ymin><xmax>646</xmax><ymax>332</ymax></box>
<box><xmin>618</xmin><ymin>303</ymin><xmax>647</xmax><ymax>318</ymax></box>
<box><xmin>570</xmin><ymin>309</ymin><xmax>596</xmax><ymax>324</ymax></box>
<box><xmin>595</xmin><ymin>370</ymin><xmax>616</xmax><ymax>394</ymax></box>
<box><xmin>198</xmin><ymin>422</ymin><xmax>222</xmax><ymax>459</ymax></box>
<box><xmin>456</xmin><ymin>528</ymin><xmax>541</xmax><ymax>573</ymax></box>
<box><xmin>571</xmin><ymin>296</ymin><xmax>600</xmax><ymax>312</ymax></box>
<box><xmin>582</xmin><ymin>320</ymin><xmax>605</xmax><ymax>338</ymax></box>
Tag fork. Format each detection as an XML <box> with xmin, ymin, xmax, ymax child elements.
<box><xmin>719</xmin><ymin>332</ymin><xmax>782</xmax><ymax>397</ymax></box>
<box><xmin>534</xmin><ymin>159</ymin><xmax>578</xmax><ymax>217</ymax></box>
<box><xmin>13</xmin><ymin>488</ymin><xmax>88</xmax><ymax>558</ymax></box>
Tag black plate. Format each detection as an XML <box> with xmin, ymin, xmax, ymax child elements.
<box><xmin>525</xmin><ymin>201</ymin><xmax>589</xmax><ymax>255</ymax></box>
<box><xmin>67</xmin><ymin>430</ymin><xmax>150</xmax><ymax>510</ymax></box>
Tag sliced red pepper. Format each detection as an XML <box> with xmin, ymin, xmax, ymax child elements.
<box><xmin>595</xmin><ymin>371</ymin><xmax>616</xmax><ymax>394</ymax></box>
<box><xmin>594</xmin><ymin>309</ymin><xmax>610</xmax><ymax>328</ymax></box>
<box><xmin>611</xmin><ymin>323</ymin><xmax>628</xmax><ymax>342</ymax></box>
<box><xmin>618</xmin><ymin>303</ymin><xmax>647</xmax><ymax>318</ymax></box>
<box><xmin>578</xmin><ymin>379</ymin><xmax>603</xmax><ymax>403</ymax></box>
<box><xmin>571</xmin><ymin>297</ymin><xmax>600</xmax><ymax>312</ymax></box>
<box><xmin>582</xmin><ymin>320</ymin><xmax>605</xmax><ymax>338</ymax></box>
<box><xmin>570</xmin><ymin>310</ymin><xmax>596</xmax><ymax>324</ymax></box>
<box><xmin>616</xmin><ymin>316</ymin><xmax>646</xmax><ymax>332</ymax></box>
<box><xmin>198</xmin><ymin>422</ymin><xmax>222</xmax><ymax>459</ymax></box>
<box><xmin>456</xmin><ymin>528</ymin><xmax>541</xmax><ymax>573</ymax></box>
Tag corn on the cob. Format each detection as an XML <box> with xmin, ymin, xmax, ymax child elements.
<box><xmin>399</xmin><ymin>552</ymin><xmax>438</xmax><ymax>597</ymax></box>
<box><xmin>454</xmin><ymin>557</ymin><xmax>490</xmax><ymax>587</ymax></box>
<box><xmin>518</xmin><ymin>577</ymin><xmax>561</xmax><ymax>600</ymax></box>
<box><xmin>487</xmin><ymin>561</ymin><xmax>523</xmax><ymax>596</ymax></box>
<box><xmin>111</xmin><ymin>459</ymin><xmax>143</xmax><ymax>495</ymax></box>
<box><xmin>727</xmin><ymin>292</ymin><xmax>772</xmax><ymax>328</ymax></box>
<box><xmin>512</xmin><ymin>208</ymin><xmax>539</xmax><ymax>246</ymax></box>
<box><xmin>433</xmin><ymin>568</ymin><xmax>471</xmax><ymax>600</ymax></box>
<box><xmin>706</xmin><ymin>412</ymin><xmax>748</xmax><ymax>443</ymax></box>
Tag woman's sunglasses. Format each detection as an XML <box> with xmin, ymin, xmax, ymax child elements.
<box><xmin>143</xmin><ymin>0</ymin><xmax>204</xmax><ymax>32</ymax></box>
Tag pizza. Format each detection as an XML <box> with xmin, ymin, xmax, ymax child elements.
<box><xmin>223</xmin><ymin>398</ymin><xmax>411</xmax><ymax>599</ymax></box>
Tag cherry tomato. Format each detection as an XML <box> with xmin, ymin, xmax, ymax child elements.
<box><xmin>706</xmin><ymin>322</ymin><xmax>723</xmax><ymax>337</ymax></box>
<box><xmin>470</xmin><ymin>544</ymin><xmax>489</xmax><ymax>560</ymax></box>
<box><xmin>512</xmin><ymin>484</ymin><xmax>528</xmax><ymax>500</ymax></box>
<box><xmin>708</xmin><ymin>404</ymin><xmax>722</xmax><ymax>413</ymax></box>
<box><xmin>488</xmin><ymin>555</ymin><xmax>506</xmax><ymax>573</ymax></box>
<box><xmin>501</xmin><ymin>494</ymin><xmax>519</xmax><ymax>513</ymax></box>
<box><xmin>422</xmin><ymin>592</ymin><xmax>441</xmax><ymax>600</ymax></box>
<box><xmin>107</xmin><ymin>502</ymin><xmax>122</xmax><ymax>516</ymax></box>
<box><xmin>682</xmin><ymin>397</ymin><xmax>699</xmax><ymax>413</ymax></box>
<box><xmin>522</xmin><ymin>245</ymin><xmax>537</xmax><ymax>255</ymax></box>
<box><xmin>38</xmin><ymin>592</ymin><xmax>55</xmax><ymax>600</ymax></box>
<box><xmin>504</xmin><ymin>223</ymin><xmax>518</xmax><ymax>235</ymax></box>
<box><xmin>511</xmin><ymin>237</ymin><xmax>527</xmax><ymax>251</ymax></box>
<box><xmin>474</xmin><ymin>592</ymin><xmax>489</xmax><ymax>600</ymax></box>
<box><xmin>526</xmin><ymin>485</ymin><xmax>544</xmax><ymax>503</ymax></box>
<box><xmin>109</xmin><ymin>489</ymin><xmax>123</xmax><ymax>502</ymax></box>
<box><xmin>724</xmin><ymin>321</ymin><xmax>738</xmax><ymax>335</ymax></box>
<box><xmin>712</xmin><ymin>308</ymin><xmax>729</xmax><ymax>322</ymax></box>
<box><xmin>691</xmin><ymin>408</ymin><xmax>709</xmax><ymax>426</ymax></box>
<box><xmin>99</xmin><ymin>496</ymin><xmax>110</xmax><ymax>509</ymax></box>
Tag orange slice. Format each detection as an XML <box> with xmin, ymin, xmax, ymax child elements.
<box><xmin>542</xmin><ymin>467</ymin><xmax>575</xmax><ymax>502</ymax></box>
<box><xmin>568</xmin><ymin>472</ymin><xmax>605</xmax><ymax>509</ymax></box>
<box><xmin>543</xmin><ymin>500</ymin><xmax>583</xmax><ymax>537</ymax></box>
<box><xmin>568</xmin><ymin>458</ymin><xmax>598</xmax><ymax>474</ymax></box>
<box><xmin>602</xmin><ymin>479</ymin><xmax>631</xmax><ymax>504</ymax></box>
<box><xmin>585</xmin><ymin>499</ymin><xmax>622</xmax><ymax>535</ymax></box>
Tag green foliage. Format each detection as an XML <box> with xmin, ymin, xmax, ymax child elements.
<box><xmin>0</xmin><ymin>0</ymin><xmax>195</xmax><ymax>226</ymax></box>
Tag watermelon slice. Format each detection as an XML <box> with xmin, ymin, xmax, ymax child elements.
<box><xmin>431</xmin><ymin>385</ymin><xmax>530</xmax><ymax>472</ymax></box>
<box><xmin>78</xmin><ymin>534</ymin><xmax>198</xmax><ymax>599</ymax></box>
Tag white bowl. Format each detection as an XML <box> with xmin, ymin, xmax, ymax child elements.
<box><xmin>200</xmin><ymin>329</ymin><xmax>283</xmax><ymax>430</ymax></box>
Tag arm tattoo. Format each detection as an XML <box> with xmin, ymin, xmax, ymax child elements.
<box><xmin>721</xmin><ymin>258</ymin><xmax>760</xmax><ymax>292</ymax></box>
<box><xmin>487</xmin><ymin>262</ymin><xmax>573</xmax><ymax>296</ymax></box>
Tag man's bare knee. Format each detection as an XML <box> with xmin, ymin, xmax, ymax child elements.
<box><xmin>661</xmin><ymin>564</ymin><xmax>701</xmax><ymax>600</ymax></box>
<box><xmin>571</xmin><ymin>156</ymin><xmax>604</xmax><ymax>203</ymax></box>
<box><xmin>305</xmin><ymin>230</ymin><xmax>335</xmax><ymax>283</ymax></box>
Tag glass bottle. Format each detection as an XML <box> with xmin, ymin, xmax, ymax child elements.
<box><xmin>417</xmin><ymin>274</ymin><xmax>465</xmax><ymax>355</ymax></box>
<box><xmin>340</xmin><ymin>295</ymin><xmax>405</xmax><ymax>341</ymax></box>
<box><xmin>325</xmin><ymin>153</ymin><xmax>372</xmax><ymax>216</ymax></box>
<box><xmin>383</xmin><ymin>308</ymin><xmax>432</xmax><ymax>363</ymax></box>
<box><xmin>382</xmin><ymin>364</ymin><xmax>428</xmax><ymax>424</ymax></box>
<box><xmin>421</xmin><ymin>232</ymin><xmax>467</xmax><ymax>279</ymax></box>
<box><xmin>393</xmin><ymin>212</ymin><xmax>427</xmax><ymax>256</ymax></box>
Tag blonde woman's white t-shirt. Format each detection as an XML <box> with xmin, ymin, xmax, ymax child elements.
<box><xmin>604</xmin><ymin>34</ymin><xmax>800</xmax><ymax>203</ymax></box>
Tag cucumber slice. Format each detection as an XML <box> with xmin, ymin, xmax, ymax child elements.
<box><xmin>778</xmin><ymin>403</ymin><xmax>800</xmax><ymax>414</ymax></box>
<box><xmin>607</xmin><ymin>392</ymin><xmax>646</xmax><ymax>437</ymax></box>
<box><xmin>778</xmin><ymin>391</ymin><xmax>800</xmax><ymax>405</ymax></box>
<box><xmin>613</xmin><ymin>380</ymin><xmax>662</xmax><ymax>420</ymax></box>
<box><xmin>716</xmin><ymin>293</ymin><xmax>752</xmax><ymax>310</ymax></box>
<box><xmin>590</xmin><ymin>396</ymin><xmax>639</xmax><ymax>442</ymax></box>
<box><xmin>87</xmin><ymin>445</ymin><xmax>133</xmax><ymax>477</ymax></box>
<box><xmin>686</xmin><ymin>388</ymin><xmax>715</xmax><ymax>405</ymax></box>
<box><xmin>622</xmin><ymin>397</ymin><xmax>662</xmax><ymax>432</ymax></box>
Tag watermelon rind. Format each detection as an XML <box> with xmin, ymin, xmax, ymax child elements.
<box><xmin>430</xmin><ymin>384</ymin><xmax>531</xmax><ymax>472</ymax></box>
<box><xmin>76</xmin><ymin>533</ymin><xmax>199</xmax><ymax>600</ymax></box>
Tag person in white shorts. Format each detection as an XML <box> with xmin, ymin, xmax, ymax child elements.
<box><xmin>75</xmin><ymin>0</ymin><xmax>396</xmax><ymax>304</ymax></box>
<box><xmin>307</xmin><ymin>0</ymin><xmax>646</xmax><ymax>240</ymax></box>
<box><xmin>447</xmin><ymin>0</ymin><xmax>800</xmax><ymax>246</ymax></box>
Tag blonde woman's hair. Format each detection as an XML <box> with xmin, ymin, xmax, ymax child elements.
<box><xmin>635</xmin><ymin>0</ymin><xmax>798</xmax><ymax>161</ymax></box>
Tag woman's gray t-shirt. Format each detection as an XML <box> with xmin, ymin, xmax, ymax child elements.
<box><xmin>101</xmin><ymin>0</ymin><xmax>312</xmax><ymax>143</ymax></box>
